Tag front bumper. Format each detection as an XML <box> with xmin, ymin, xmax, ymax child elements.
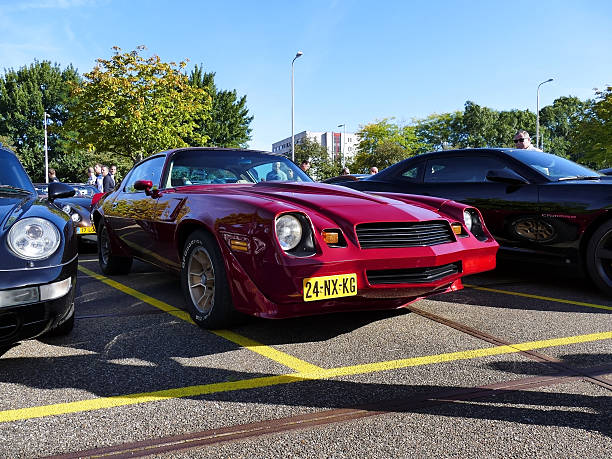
<box><xmin>0</xmin><ymin>256</ymin><xmax>78</xmax><ymax>344</ymax></box>
<box><xmin>226</xmin><ymin>239</ymin><xmax>498</xmax><ymax>319</ymax></box>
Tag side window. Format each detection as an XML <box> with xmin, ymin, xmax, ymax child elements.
<box><xmin>122</xmin><ymin>156</ymin><xmax>166</xmax><ymax>192</ymax></box>
<box><xmin>424</xmin><ymin>157</ymin><xmax>510</xmax><ymax>183</ymax></box>
<box><xmin>398</xmin><ymin>164</ymin><xmax>422</xmax><ymax>181</ymax></box>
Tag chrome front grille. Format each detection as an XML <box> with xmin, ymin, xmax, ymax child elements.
<box><xmin>367</xmin><ymin>262</ymin><xmax>461</xmax><ymax>285</ymax></box>
<box><xmin>355</xmin><ymin>221</ymin><xmax>455</xmax><ymax>249</ymax></box>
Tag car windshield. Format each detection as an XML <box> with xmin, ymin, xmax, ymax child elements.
<box><xmin>510</xmin><ymin>150</ymin><xmax>600</xmax><ymax>180</ymax></box>
<box><xmin>164</xmin><ymin>150</ymin><xmax>312</xmax><ymax>187</ymax></box>
<box><xmin>0</xmin><ymin>149</ymin><xmax>36</xmax><ymax>193</ymax></box>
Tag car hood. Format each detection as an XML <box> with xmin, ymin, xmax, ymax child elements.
<box><xmin>203</xmin><ymin>182</ymin><xmax>451</xmax><ymax>223</ymax></box>
<box><xmin>54</xmin><ymin>196</ymin><xmax>92</xmax><ymax>212</ymax></box>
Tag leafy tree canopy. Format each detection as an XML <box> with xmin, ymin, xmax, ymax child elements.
<box><xmin>64</xmin><ymin>46</ymin><xmax>211</xmax><ymax>164</ymax></box>
<box><xmin>0</xmin><ymin>60</ymin><xmax>80</xmax><ymax>181</ymax></box>
<box><xmin>572</xmin><ymin>86</ymin><xmax>612</xmax><ymax>168</ymax></box>
<box><xmin>188</xmin><ymin>65</ymin><xmax>253</xmax><ymax>148</ymax></box>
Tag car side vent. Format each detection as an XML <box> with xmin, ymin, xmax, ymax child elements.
<box><xmin>356</xmin><ymin>221</ymin><xmax>455</xmax><ymax>248</ymax></box>
<box><xmin>367</xmin><ymin>262</ymin><xmax>461</xmax><ymax>285</ymax></box>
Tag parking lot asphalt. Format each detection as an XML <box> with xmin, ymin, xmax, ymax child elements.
<box><xmin>0</xmin><ymin>254</ymin><xmax>610</xmax><ymax>458</ymax></box>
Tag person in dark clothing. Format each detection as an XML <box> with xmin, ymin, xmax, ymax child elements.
<box><xmin>102</xmin><ymin>165</ymin><xmax>115</xmax><ymax>192</ymax></box>
<box><xmin>48</xmin><ymin>168</ymin><xmax>59</xmax><ymax>182</ymax></box>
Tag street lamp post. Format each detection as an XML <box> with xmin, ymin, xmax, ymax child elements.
<box><xmin>44</xmin><ymin>112</ymin><xmax>49</xmax><ymax>184</ymax></box>
<box><xmin>337</xmin><ymin>124</ymin><xmax>346</xmax><ymax>167</ymax></box>
<box><xmin>291</xmin><ymin>51</ymin><xmax>303</xmax><ymax>162</ymax></box>
<box><xmin>536</xmin><ymin>78</ymin><xmax>553</xmax><ymax>149</ymax></box>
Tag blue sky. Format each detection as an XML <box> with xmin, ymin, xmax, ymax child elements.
<box><xmin>1</xmin><ymin>0</ymin><xmax>610</xmax><ymax>151</ymax></box>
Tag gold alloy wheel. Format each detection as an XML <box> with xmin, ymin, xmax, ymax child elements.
<box><xmin>513</xmin><ymin>219</ymin><xmax>555</xmax><ymax>242</ymax></box>
<box><xmin>187</xmin><ymin>246</ymin><xmax>216</xmax><ymax>315</ymax></box>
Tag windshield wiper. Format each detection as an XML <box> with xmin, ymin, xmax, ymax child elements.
<box><xmin>557</xmin><ymin>175</ymin><xmax>601</xmax><ymax>181</ymax></box>
<box><xmin>0</xmin><ymin>185</ymin><xmax>31</xmax><ymax>193</ymax></box>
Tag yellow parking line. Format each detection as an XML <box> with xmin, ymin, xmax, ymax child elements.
<box><xmin>464</xmin><ymin>284</ymin><xmax>612</xmax><ymax>311</ymax></box>
<box><xmin>1</xmin><ymin>330</ymin><xmax>609</xmax><ymax>423</ymax></box>
<box><xmin>77</xmin><ymin>265</ymin><xmax>321</xmax><ymax>373</ymax></box>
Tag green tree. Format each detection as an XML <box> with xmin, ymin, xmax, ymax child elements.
<box><xmin>188</xmin><ymin>65</ymin><xmax>253</xmax><ymax>148</ymax></box>
<box><xmin>294</xmin><ymin>137</ymin><xmax>340</xmax><ymax>180</ymax></box>
<box><xmin>415</xmin><ymin>112</ymin><xmax>463</xmax><ymax>150</ymax></box>
<box><xmin>0</xmin><ymin>60</ymin><xmax>81</xmax><ymax>181</ymax></box>
<box><xmin>354</xmin><ymin>119</ymin><xmax>423</xmax><ymax>172</ymax></box>
<box><xmin>459</xmin><ymin>101</ymin><xmax>500</xmax><ymax>147</ymax></box>
<box><xmin>350</xmin><ymin>138</ymin><xmax>413</xmax><ymax>173</ymax></box>
<box><xmin>572</xmin><ymin>86</ymin><xmax>612</xmax><ymax>168</ymax></box>
<box><xmin>65</xmin><ymin>46</ymin><xmax>211</xmax><ymax>164</ymax></box>
<box><xmin>539</xmin><ymin>96</ymin><xmax>588</xmax><ymax>159</ymax></box>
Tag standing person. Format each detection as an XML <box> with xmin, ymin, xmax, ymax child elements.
<box><xmin>48</xmin><ymin>168</ymin><xmax>59</xmax><ymax>182</ymax></box>
<box><xmin>102</xmin><ymin>165</ymin><xmax>115</xmax><ymax>192</ymax></box>
<box><xmin>341</xmin><ymin>167</ymin><xmax>350</xmax><ymax>175</ymax></box>
<box><xmin>369</xmin><ymin>166</ymin><xmax>379</xmax><ymax>174</ymax></box>
<box><xmin>86</xmin><ymin>167</ymin><xmax>96</xmax><ymax>186</ymax></box>
<box><xmin>110</xmin><ymin>165</ymin><xmax>118</xmax><ymax>182</ymax></box>
<box><xmin>513</xmin><ymin>130</ymin><xmax>542</xmax><ymax>151</ymax></box>
<box><xmin>300</xmin><ymin>160</ymin><xmax>311</xmax><ymax>173</ymax></box>
<box><xmin>94</xmin><ymin>163</ymin><xmax>104</xmax><ymax>192</ymax></box>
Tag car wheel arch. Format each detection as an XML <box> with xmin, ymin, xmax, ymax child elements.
<box><xmin>579</xmin><ymin>211</ymin><xmax>612</xmax><ymax>267</ymax></box>
<box><xmin>177</xmin><ymin>221</ymin><xmax>216</xmax><ymax>259</ymax></box>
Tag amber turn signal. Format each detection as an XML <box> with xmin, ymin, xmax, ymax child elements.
<box><xmin>451</xmin><ymin>223</ymin><xmax>463</xmax><ymax>235</ymax></box>
<box><xmin>322</xmin><ymin>231</ymin><xmax>339</xmax><ymax>244</ymax></box>
<box><xmin>229</xmin><ymin>239</ymin><xmax>248</xmax><ymax>252</ymax></box>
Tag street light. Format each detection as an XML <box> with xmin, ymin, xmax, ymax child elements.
<box><xmin>44</xmin><ymin>112</ymin><xmax>49</xmax><ymax>184</ymax></box>
<box><xmin>291</xmin><ymin>51</ymin><xmax>303</xmax><ymax>162</ymax></box>
<box><xmin>536</xmin><ymin>78</ymin><xmax>553</xmax><ymax>149</ymax></box>
<box><xmin>337</xmin><ymin>124</ymin><xmax>346</xmax><ymax>167</ymax></box>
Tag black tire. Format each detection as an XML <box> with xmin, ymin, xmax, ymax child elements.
<box><xmin>180</xmin><ymin>230</ymin><xmax>238</xmax><ymax>329</ymax></box>
<box><xmin>98</xmin><ymin>219</ymin><xmax>133</xmax><ymax>275</ymax></box>
<box><xmin>585</xmin><ymin>220</ymin><xmax>612</xmax><ymax>295</ymax></box>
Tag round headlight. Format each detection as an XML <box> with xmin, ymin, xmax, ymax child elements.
<box><xmin>275</xmin><ymin>214</ymin><xmax>303</xmax><ymax>251</ymax></box>
<box><xmin>62</xmin><ymin>204</ymin><xmax>72</xmax><ymax>215</ymax></box>
<box><xmin>463</xmin><ymin>209</ymin><xmax>474</xmax><ymax>232</ymax></box>
<box><xmin>8</xmin><ymin>217</ymin><xmax>60</xmax><ymax>260</ymax></box>
<box><xmin>71</xmin><ymin>212</ymin><xmax>81</xmax><ymax>222</ymax></box>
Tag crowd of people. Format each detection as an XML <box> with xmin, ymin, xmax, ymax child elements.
<box><xmin>48</xmin><ymin>163</ymin><xmax>118</xmax><ymax>192</ymax></box>
<box><xmin>85</xmin><ymin>163</ymin><xmax>118</xmax><ymax>192</ymax></box>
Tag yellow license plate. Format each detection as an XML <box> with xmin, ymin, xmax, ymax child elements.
<box><xmin>303</xmin><ymin>273</ymin><xmax>357</xmax><ymax>302</ymax></box>
<box><xmin>76</xmin><ymin>226</ymin><xmax>96</xmax><ymax>234</ymax></box>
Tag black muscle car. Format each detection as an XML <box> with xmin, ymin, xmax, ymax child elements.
<box><xmin>335</xmin><ymin>148</ymin><xmax>612</xmax><ymax>295</ymax></box>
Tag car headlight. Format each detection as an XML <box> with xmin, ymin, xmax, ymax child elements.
<box><xmin>275</xmin><ymin>214</ymin><xmax>303</xmax><ymax>251</ymax></box>
<box><xmin>62</xmin><ymin>204</ymin><xmax>72</xmax><ymax>215</ymax></box>
<box><xmin>463</xmin><ymin>209</ymin><xmax>473</xmax><ymax>232</ymax></box>
<box><xmin>7</xmin><ymin>217</ymin><xmax>61</xmax><ymax>260</ymax></box>
<box><xmin>71</xmin><ymin>212</ymin><xmax>81</xmax><ymax>223</ymax></box>
<box><xmin>463</xmin><ymin>208</ymin><xmax>486</xmax><ymax>240</ymax></box>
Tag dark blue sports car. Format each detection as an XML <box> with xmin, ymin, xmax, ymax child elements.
<box><xmin>0</xmin><ymin>146</ymin><xmax>78</xmax><ymax>352</ymax></box>
<box><xmin>335</xmin><ymin>148</ymin><xmax>612</xmax><ymax>295</ymax></box>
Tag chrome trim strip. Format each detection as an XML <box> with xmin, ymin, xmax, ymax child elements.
<box><xmin>0</xmin><ymin>253</ymin><xmax>79</xmax><ymax>272</ymax></box>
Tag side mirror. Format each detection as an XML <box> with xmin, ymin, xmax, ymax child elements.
<box><xmin>47</xmin><ymin>182</ymin><xmax>76</xmax><ymax>203</ymax></box>
<box><xmin>486</xmin><ymin>169</ymin><xmax>529</xmax><ymax>185</ymax></box>
<box><xmin>134</xmin><ymin>180</ymin><xmax>154</xmax><ymax>195</ymax></box>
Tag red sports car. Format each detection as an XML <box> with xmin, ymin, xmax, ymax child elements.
<box><xmin>92</xmin><ymin>148</ymin><xmax>498</xmax><ymax>328</ymax></box>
